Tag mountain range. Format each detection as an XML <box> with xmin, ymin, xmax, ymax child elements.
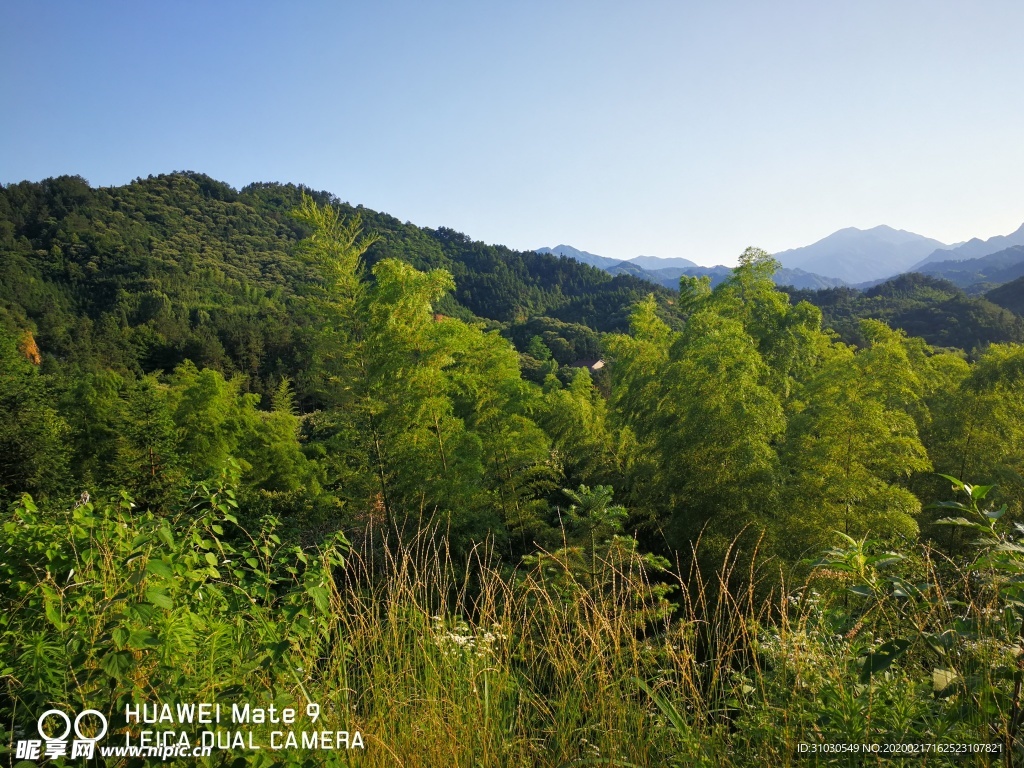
<box><xmin>2</xmin><ymin>172</ymin><xmax>1020</xmax><ymax>380</ymax></box>
<box><xmin>911</xmin><ymin>222</ymin><xmax>1024</xmax><ymax>269</ymax></box>
<box><xmin>535</xmin><ymin>246</ymin><xmax>844</xmax><ymax>291</ymax></box>
<box><xmin>539</xmin><ymin>221</ymin><xmax>1024</xmax><ymax>292</ymax></box>
<box><xmin>919</xmin><ymin>246</ymin><xmax>1024</xmax><ymax>290</ymax></box>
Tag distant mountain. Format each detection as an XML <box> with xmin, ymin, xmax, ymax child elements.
<box><xmin>534</xmin><ymin>245</ymin><xmax>623</xmax><ymax>270</ymax></box>
<box><xmin>918</xmin><ymin>245</ymin><xmax>1024</xmax><ymax>290</ymax></box>
<box><xmin>540</xmin><ymin>245</ymin><xmax>843</xmax><ymax>292</ymax></box>
<box><xmin>774</xmin><ymin>268</ymin><xmax>848</xmax><ymax>290</ymax></box>
<box><xmin>536</xmin><ymin>247</ymin><xmax>699</xmax><ymax>272</ymax></box>
<box><xmin>911</xmin><ymin>222</ymin><xmax>1024</xmax><ymax>269</ymax></box>
<box><xmin>629</xmin><ymin>255</ymin><xmax>698</xmax><ymax>270</ymax></box>
<box><xmin>605</xmin><ymin>261</ymin><xmax>669</xmax><ymax>284</ymax></box>
<box><xmin>542</xmin><ymin>223</ymin><xmax>1024</xmax><ymax>292</ymax></box>
<box><xmin>775</xmin><ymin>225</ymin><xmax>947</xmax><ymax>284</ymax></box>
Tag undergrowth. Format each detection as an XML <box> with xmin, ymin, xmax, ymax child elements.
<box><xmin>1</xmin><ymin>472</ymin><xmax>1020</xmax><ymax>766</ymax></box>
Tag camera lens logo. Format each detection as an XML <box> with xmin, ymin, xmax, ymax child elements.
<box><xmin>15</xmin><ymin>708</ymin><xmax>108</xmax><ymax>761</ymax></box>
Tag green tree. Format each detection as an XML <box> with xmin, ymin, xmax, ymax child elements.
<box><xmin>780</xmin><ymin>321</ymin><xmax>931</xmax><ymax>555</ymax></box>
<box><xmin>292</xmin><ymin>195</ymin><xmax>557</xmax><ymax>548</ymax></box>
<box><xmin>0</xmin><ymin>327</ymin><xmax>71</xmax><ymax>502</ymax></box>
<box><xmin>59</xmin><ymin>370</ymin><xmax>124</xmax><ymax>487</ymax></box>
<box><xmin>656</xmin><ymin>309</ymin><xmax>785</xmax><ymax>549</ymax></box>
<box><xmin>539</xmin><ymin>368</ymin><xmax>614</xmax><ymax>489</ymax></box>
<box><xmin>607</xmin><ymin>293</ymin><xmax>785</xmax><ymax>556</ymax></box>
<box><xmin>923</xmin><ymin>344</ymin><xmax>1024</xmax><ymax>521</ymax></box>
<box><xmin>444</xmin><ymin>316</ymin><xmax>558</xmax><ymax>548</ymax></box>
<box><xmin>111</xmin><ymin>376</ymin><xmax>182</xmax><ymax>509</ymax></box>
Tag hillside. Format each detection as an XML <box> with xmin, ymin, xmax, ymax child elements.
<box><xmin>0</xmin><ymin>174</ymin><xmax>680</xmax><ymax>402</ymax></box>
<box><xmin>5</xmin><ymin>174</ymin><xmax>1011</xmax><ymax>399</ymax></box>
<box><xmin>986</xmin><ymin>274</ymin><xmax>1024</xmax><ymax>316</ymax></box>
<box><xmin>784</xmin><ymin>272</ymin><xmax>1024</xmax><ymax>350</ymax></box>
<box><xmin>917</xmin><ymin>245</ymin><xmax>1024</xmax><ymax>290</ymax></box>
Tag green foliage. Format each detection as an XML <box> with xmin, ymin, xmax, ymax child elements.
<box><xmin>2</xmin><ymin>459</ymin><xmax>1022</xmax><ymax>764</ymax></box>
<box><xmin>987</xmin><ymin>274</ymin><xmax>1024</xmax><ymax>317</ymax></box>
<box><xmin>504</xmin><ymin>316</ymin><xmax>602</xmax><ymax>365</ymax></box>
<box><xmin>290</xmin><ymin>195</ymin><xmax>558</xmax><ymax>550</ymax></box>
<box><xmin>921</xmin><ymin>344</ymin><xmax>1024</xmax><ymax>527</ymax></box>
<box><xmin>791</xmin><ymin>477</ymin><xmax>1024</xmax><ymax>761</ymax></box>
<box><xmin>0</xmin><ymin>326</ymin><xmax>71</xmax><ymax>503</ymax></box>
<box><xmin>786</xmin><ymin>273</ymin><xmax>1024</xmax><ymax>352</ymax></box>
<box><xmin>522</xmin><ymin>485</ymin><xmax>674</xmax><ymax>635</ymax></box>
<box><xmin>0</xmin><ymin>466</ymin><xmax>349</xmax><ymax>763</ymax></box>
<box><xmin>537</xmin><ymin>371</ymin><xmax>609</xmax><ymax>488</ymax></box>
<box><xmin>608</xmin><ymin>265</ymin><xmax>817</xmax><ymax>559</ymax></box>
<box><xmin>781</xmin><ymin>321</ymin><xmax>932</xmax><ymax>555</ymax></box>
<box><xmin>4</xmin><ymin>171</ymin><xmax>1024</xmax><ymax>764</ymax></box>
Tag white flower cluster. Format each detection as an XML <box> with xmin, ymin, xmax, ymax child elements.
<box><xmin>786</xmin><ymin>589</ymin><xmax>823</xmax><ymax>610</ymax></box>
<box><xmin>431</xmin><ymin>615</ymin><xmax>507</xmax><ymax>660</ymax></box>
<box><xmin>961</xmin><ymin>635</ymin><xmax>1021</xmax><ymax>664</ymax></box>
<box><xmin>756</xmin><ymin>626</ymin><xmax>846</xmax><ymax>686</ymax></box>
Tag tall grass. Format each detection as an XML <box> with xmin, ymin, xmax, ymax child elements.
<box><xmin>2</xmin><ymin>483</ymin><xmax>1018</xmax><ymax>766</ymax></box>
<box><xmin>334</xmin><ymin>526</ymin><xmax>719</xmax><ymax>767</ymax></box>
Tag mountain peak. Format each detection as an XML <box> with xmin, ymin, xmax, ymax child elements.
<box><xmin>535</xmin><ymin>245</ymin><xmax>623</xmax><ymax>270</ymax></box>
<box><xmin>775</xmin><ymin>226</ymin><xmax>946</xmax><ymax>283</ymax></box>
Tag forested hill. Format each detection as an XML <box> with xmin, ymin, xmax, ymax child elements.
<box><xmin>784</xmin><ymin>272</ymin><xmax>1024</xmax><ymax>351</ymax></box>
<box><xmin>987</xmin><ymin>274</ymin><xmax>1024</xmax><ymax>316</ymax></box>
<box><xmin>13</xmin><ymin>180</ymin><xmax>1015</xmax><ymax>542</ymax></box>
<box><xmin>0</xmin><ymin>173</ymin><xmax>678</xmax><ymax>400</ymax></box>
<box><xmin>241</xmin><ymin>180</ymin><xmax>675</xmax><ymax>329</ymax></box>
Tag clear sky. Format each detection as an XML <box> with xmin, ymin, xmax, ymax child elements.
<box><xmin>2</xmin><ymin>1</ymin><xmax>1022</xmax><ymax>266</ymax></box>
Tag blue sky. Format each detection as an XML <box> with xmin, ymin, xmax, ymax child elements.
<box><xmin>2</xmin><ymin>1</ymin><xmax>1022</xmax><ymax>265</ymax></box>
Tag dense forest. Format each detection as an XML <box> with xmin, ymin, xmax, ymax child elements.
<box><xmin>987</xmin><ymin>274</ymin><xmax>1024</xmax><ymax>316</ymax></box>
<box><xmin>783</xmin><ymin>272</ymin><xmax>1024</xmax><ymax>352</ymax></box>
<box><xmin>0</xmin><ymin>173</ymin><xmax>675</xmax><ymax>403</ymax></box>
<box><xmin>3</xmin><ymin>173</ymin><xmax>1024</xmax><ymax>765</ymax></box>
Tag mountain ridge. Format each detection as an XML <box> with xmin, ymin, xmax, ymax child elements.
<box><xmin>911</xmin><ymin>222</ymin><xmax>1024</xmax><ymax>269</ymax></box>
<box><xmin>918</xmin><ymin>245</ymin><xmax>1024</xmax><ymax>290</ymax></box>
<box><xmin>774</xmin><ymin>225</ymin><xmax>947</xmax><ymax>284</ymax></box>
<box><xmin>536</xmin><ymin>245</ymin><xmax>844</xmax><ymax>291</ymax></box>
<box><xmin>543</xmin><ymin>219</ymin><xmax>1024</xmax><ymax>288</ymax></box>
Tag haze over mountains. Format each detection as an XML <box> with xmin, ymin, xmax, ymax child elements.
<box><xmin>628</xmin><ymin>255</ymin><xmax>699</xmax><ymax>270</ymax></box>
<box><xmin>539</xmin><ymin>220</ymin><xmax>1024</xmax><ymax>292</ymax></box>
<box><xmin>534</xmin><ymin>245</ymin><xmax>632</xmax><ymax>271</ymax></box>
<box><xmin>535</xmin><ymin>245</ymin><xmax>844</xmax><ymax>291</ymax></box>
<box><xmin>910</xmin><ymin>222</ymin><xmax>1024</xmax><ymax>269</ymax></box>
<box><xmin>775</xmin><ymin>225</ymin><xmax>947</xmax><ymax>283</ymax></box>
<box><xmin>919</xmin><ymin>246</ymin><xmax>1024</xmax><ymax>289</ymax></box>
